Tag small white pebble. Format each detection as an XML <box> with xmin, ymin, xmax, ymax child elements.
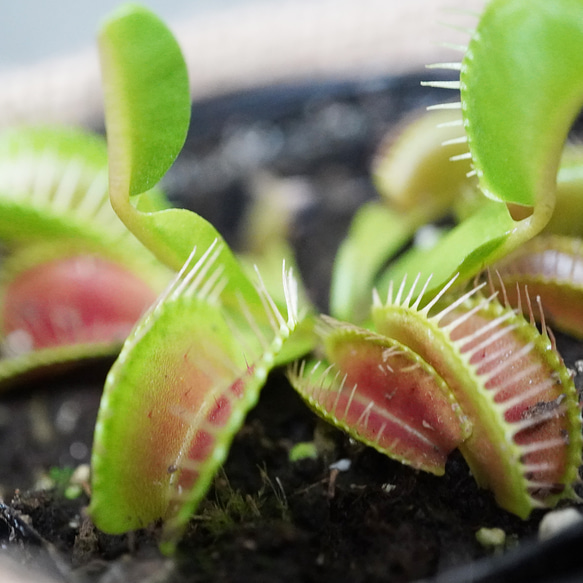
<box><xmin>68</xmin><ymin>517</ymin><xmax>81</xmax><ymax>529</ymax></box>
<box><xmin>70</xmin><ymin>464</ymin><xmax>91</xmax><ymax>485</ymax></box>
<box><xmin>329</xmin><ymin>458</ymin><xmax>351</xmax><ymax>472</ymax></box>
<box><xmin>475</xmin><ymin>527</ymin><xmax>506</xmax><ymax>548</ymax></box>
<box><xmin>539</xmin><ymin>508</ymin><xmax>583</xmax><ymax>541</ymax></box>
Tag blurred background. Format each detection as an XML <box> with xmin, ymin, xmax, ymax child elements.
<box><xmin>1</xmin><ymin>0</ymin><xmax>479</xmax><ymax>70</ymax></box>
<box><xmin>0</xmin><ymin>0</ymin><xmax>482</xmax><ymax>128</ymax></box>
<box><xmin>1</xmin><ymin>0</ymin><xmax>241</xmax><ymax>69</ymax></box>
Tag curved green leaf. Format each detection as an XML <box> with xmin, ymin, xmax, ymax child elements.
<box><xmin>99</xmin><ymin>3</ymin><xmax>190</xmax><ymax>197</ymax></box>
<box><xmin>377</xmin><ymin>201</ymin><xmax>516</xmax><ymax>302</ymax></box>
<box><xmin>461</xmin><ymin>0</ymin><xmax>583</xmax><ymax>207</ymax></box>
<box><xmin>98</xmin><ymin>4</ymin><xmax>272</xmax><ymax>320</ymax></box>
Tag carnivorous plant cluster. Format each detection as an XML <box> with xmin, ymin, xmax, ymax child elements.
<box><xmin>1</xmin><ymin>0</ymin><xmax>583</xmax><ymax>554</ymax></box>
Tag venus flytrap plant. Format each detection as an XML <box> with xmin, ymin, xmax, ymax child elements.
<box><xmin>372</xmin><ymin>276</ymin><xmax>582</xmax><ymax>516</ymax></box>
<box><xmin>90</xmin><ymin>242</ymin><xmax>301</xmax><ymax>554</ymax></box>
<box><xmin>375</xmin><ymin>0</ymin><xmax>583</xmax><ymax>302</ymax></box>
<box><xmin>86</xmin><ymin>0</ymin><xmax>583</xmax><ymax>548</ymax></box>
<box><xmin>88</xmin><ymin>4</ymin><xmax>311</xmax><ymax>553</ymax></box>
<box><xmin>292</xmin><ymin>0</ymin><xmax>583</xmax><ymax>521</ymax></box>
<box><xmin>0</xmin><ymin>126</ymin><xmax>173</xmax><ymax>386</ymax></box>
<box><xmin>4</xmin><ymin>0</ymin><xmax>583</xmax><ymax>554</ymax></box>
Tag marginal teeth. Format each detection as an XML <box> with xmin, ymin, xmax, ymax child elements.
<box><xmin>449</xmin><ymin>152</ymin><xmax>473</xmax><ymax>162</ymax></box>
<box><xmin>438</xmin><ymin>42</ymin><xmax>469</xmax><ymax>53</ymax></box>
<box><xmin>426</xmin><ymin>62</ymin><xmax>463</xmax><ymax>71</ymax></box>
<box><xmin>421</xmin><ymin>80</ymin><xmax>462</xmax><ymax>90</ymax></box>
<box><xmin>427</xmin><ymin>102</ymin><xmax>462</xmax><ymax>110</ymax></box>
<box><xmin>437</xmin><ymin>22</ymin><xmax>476</xmax><ymax>35</ymax></box>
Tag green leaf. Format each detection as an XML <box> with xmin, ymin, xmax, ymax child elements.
<box><xmin>99</xmin><ymin>3</ymin><xmax>198</xmax><ymax>272</ymax></box>
<box><xmin>99</xmin><ymin>3</ymin><xmax>190</xmax><ymax>197</ymax></box>
<box><xmin>461</xmin><ymin>0</ymin><xmax>583</xmax><ymax>207</ymax></box>
<box><xmin>377</xmin><ymin>201</ymin><xmax>516</xmax><ymax>302</ymax></box>
<box><xmin>395</xmin><ymin>0</ymin><xmax>583</xmax><ymax>299</ymax></box>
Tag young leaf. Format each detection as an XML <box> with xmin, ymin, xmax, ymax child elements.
<box><xmin>99</xmin><ymin>4</ymin><xmax>190</xmax><ymax>199</ymax></box>
<box><xmin>99</xmin><ymin>4</ymin><xmax>212</xmax><ymax>270</ymax></box>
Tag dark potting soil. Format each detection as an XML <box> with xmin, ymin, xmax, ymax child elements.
<box><xmin>0</xmin><ymin>72</ymin><xmax>582</xmax><ymax>582</ymax></box>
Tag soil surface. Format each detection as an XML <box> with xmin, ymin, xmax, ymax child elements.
<box><xmin>1</xmin><ymin>72</ymin><xmax>583</xmax><ymax>582</ymax></box>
